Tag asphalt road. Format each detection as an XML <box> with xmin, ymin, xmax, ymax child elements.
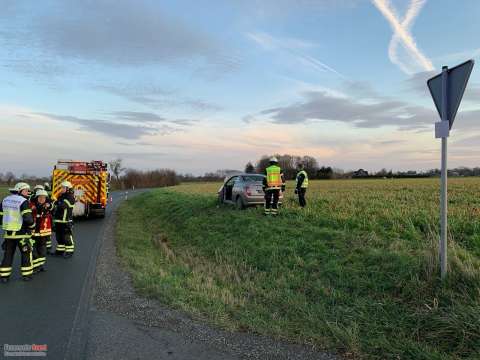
<box><xmin>0</xmin><ymin>191</ymin><xmax>129</xmax><ymax>359</ymax></box>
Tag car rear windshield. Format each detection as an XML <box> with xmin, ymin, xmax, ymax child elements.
<box><xmin>242</xmin><ymin>175</ymin><xmax>264</xmax><ymax>182</ymax></box>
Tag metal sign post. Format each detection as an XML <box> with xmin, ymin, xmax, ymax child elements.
<box><xmin>427</xmin><ymin>60</ymin><xmax>474</xmax><ymax>279</ymax></box>
<box><xmin>440</xmin><ymin>66</ymin><xmax>448</xmax><ymax>279</ymax></box>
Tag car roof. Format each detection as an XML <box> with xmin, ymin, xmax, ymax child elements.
<box><xmin>224</xmin><ymin>173</ymin><xmax>264</xmax><ymax>181</ymax></box>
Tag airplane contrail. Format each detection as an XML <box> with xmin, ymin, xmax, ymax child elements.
<box><xmin>372</xmin><ymin>0</ymin><xmax>434</xmax><ymax>73</ymax></box>
<box><xmin>248</xmin><ymin>31</ymin><xmax>346</xmax><ymax>79</ymax></box>
<box><xmin>388</xmin><ymin>0</ymin><xmax>427</xmax><ymax>74</ymax></box>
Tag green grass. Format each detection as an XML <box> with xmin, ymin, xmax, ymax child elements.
<box><xmin>0</xmin><ymin>186</ymin><xmax>9</xmax><ymax>198</ymax></box>
<box><xmin>116</xmin><ymin>179</ymin><xmax>480</xmax><ymax>359</ymax></box>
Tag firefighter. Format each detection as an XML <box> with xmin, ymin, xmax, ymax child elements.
<box><xmin>31</xmin><ymin>189</ymin><xmax>53</xmax><ymax>272</ymax></box>
<box><xmin>33</xmin><ymin>184</ymin><xmax>44</xmax><ymax>192</ymax></box>
<box><xmin>0</xmin><ymin>182</ymin><xmax>35</xmax><ymax>282</ymax></box>
<box><xmin>36</xmin><ymin>184</ymin><xmax>54</xmax><ymax>252</ymax></box>
<box><xmin>262</xmin><ymin>157</ymin><xmax>285</xmax><ymax>216</ymax></box>
<box><xmin>53</xmin><ymin>180</ymin><xmax>75</xmax><ymax>258</ymax></box>
<box><xmin>30</xmin><ymin>184</ymin><xmax>44</xmax><ymax>201</ymax></box>
<box><xmin>295</xmin><ymin>163</ymin><xmax>309</xmax><ymax>208</ymax></box>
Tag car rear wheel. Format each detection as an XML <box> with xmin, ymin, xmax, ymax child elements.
<box><xmin>235</xmin><ymin>196</ymin><xmax>245</xmax><ymax>210</ymax></box>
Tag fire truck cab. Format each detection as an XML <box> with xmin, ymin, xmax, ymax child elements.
<box><xmin>52</xmin><ymin>160</ymin><xmax>110</xmax><ymax>218</ymax></box>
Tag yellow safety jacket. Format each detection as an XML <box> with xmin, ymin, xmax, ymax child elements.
<box><xmin>266</xmin><ymin>165</ymin><xmax>282</xmax><ymax>190</ymax></box>
<box><xmin>1</xmin><ymin>195</ymin><xmax>34</xmax><ymax>239</ymax></box>
<box><xmin>296</xmin><ymin>170</ymin><xmax>309</xmax><ymax>188</ymax></box>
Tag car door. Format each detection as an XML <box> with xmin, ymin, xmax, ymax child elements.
<box><xmin>224</xmin><ymin>176</ymin><xmax>237</xmax><ymax>202</ymax></box>
<box><xmin>231</xmin><ymin>176</ymin><xmax>242</xmax><ymax>201</ymax></box>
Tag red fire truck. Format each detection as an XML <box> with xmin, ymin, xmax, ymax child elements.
<box><xmin>51</xmin><ymin>160</ymin><xmax>110</xmax><ymax>218</ymax></box>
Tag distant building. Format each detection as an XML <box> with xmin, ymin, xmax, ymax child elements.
<box><xmin>352</xmin><ymin>169</ymin><xmax>369</xmax><ymax>178</ymax></box>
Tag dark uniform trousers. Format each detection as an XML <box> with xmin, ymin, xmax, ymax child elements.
<box><xmin>55</xmin><ymin>223</ymin><xmax>74</xmax><ymax>255</ymax></box>
<box><xmin>0</xmin><ymin>234</ymin><xmax>33</xmax><ymax>278</ymax></box>
<box><xmin>298</xmin><ymin>188</ymin><xmax>307</xmax><ymax>208</ymax></box>
<box><xmin>32</xmin><ymin>235</ymin><xmax>49</xmax><ymax>270</ymax></box>
<box><xmin>264</xmin><ymin>189</ymin><xmax>280</xmax><ymax>215</ymax></box>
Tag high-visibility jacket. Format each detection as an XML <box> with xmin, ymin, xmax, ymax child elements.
<box><xmin>0</xmin><ymin>194</ymin><xmax>35</xmax><ymax>239</ymax></box>
<box><xmin>265</xmin><ymin>165</ymin><xmax>283</xmax><ymax>189</ymax></box>
<box><xmin>53</xmin><ymin>192</ymin><xmax>75</xmax><ymax>224</ymax></box>
<box><xmin>296</xmin><ymin>170</ymin><xmax>309</xmax><ymax>189</ymax></box>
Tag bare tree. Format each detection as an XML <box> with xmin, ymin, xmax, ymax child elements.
<box><xmin>109</xmin><ymin>159</ymin><xmax>125</xmax><ymax>182</ymax></box>
<box><xmin>5</xmin><ymin>172</ymin><xmax>15</xmax><ymax>185</ymax></box>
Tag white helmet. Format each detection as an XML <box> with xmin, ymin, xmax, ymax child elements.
<box><xmin>33</xmin><ymin>184</ymin><xmax>45</xmax><ymax>191</ymax></box>
<box><xmin>35</xmin><ymin>189</ymin><xmax>49</xmax><ymax>197</ymax></box>
<box><xmin>10</xmin><ymin>182</ymin><xmax>30</xmax><ymax>193</ymax></box>
<box><xmin>269</xmin><ymin>156</ymin><xmax>278</xmax><ymax>163</ymax></box>
<box><xmin>61</xmin><ymin>180</ymin><xmax>73</xmax><ymax>189</ymax></box>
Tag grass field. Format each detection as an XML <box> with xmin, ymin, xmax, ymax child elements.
<box><xmin>0</xmin><ymin>186</ymin><xmax>9</xmax><ymax>198</ymax></box>
<box><xmin>116</xmin><ymin>178</ymin><xmax>480</xmax><ymax>359</ymax></box>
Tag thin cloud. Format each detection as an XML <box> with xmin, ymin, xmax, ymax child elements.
<box><xmin>406</xmin><ymin>71</ymin><xmax>480</xmax><ymax>103</ymax></box>
<box><xmin>171</xmin><ymin>119</ymin><xmax>199</xmax><ymax>126</ymax></box>
<box><xmin>36</xmin><ymin>112</ymin><xmax>182</xmax><ymax>140</ymax></box>
<box><xmin>372</xmin><ymin>0</ymin><xmax>434</xmax><ymax>74</ymax></box>
<box><xmin>117</xmin><ymin>141</ymin><xmax>154</xmax><ymax>147</ymax></box>
<box><xmin>109</xmin><ymin>111</ymin><xmax>166</xmax><ymax>123</ymax></box>
<box><xmin>0</xmin><ymin>0</ymin><xmax>238</xmax><ymax>78</ymax></box>
<box><xmin>250</xmin><ymin>90</ymin><xmax>437</xmax><ymax>129</ymax></box>
<box><xmin>247</xmin><ymin>31</ymin><xmax>345</xmax><ymax>78</ymax></box>
<box><xmin>97</xmin><ymin>84</ymin><xmax>222</xmax><ymax>112</ymax></box>
<box><xmin>433</xmin><ymin>48</ymin><xmax>480</xmax><ymax>64</ymax></box>
<box><xmin>252</xmin><ymin>87</ymin><xmax>480</xmax><ymax>133</ymax></box>
<box><xmin>107</xmin><ymin>152</ymin><xmax>167</xmax><ymax>159</ymax></box>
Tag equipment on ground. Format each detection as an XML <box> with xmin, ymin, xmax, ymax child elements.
<box><xmin>51</xmin><ymin>160</ymin><xmax>110</xmax><ymax>218</ymax></box>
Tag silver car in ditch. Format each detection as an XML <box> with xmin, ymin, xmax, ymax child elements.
<box><xmin>218</xmin><ymin>173</ymin><xmax>283</xmax><ymax>209</ymax></box>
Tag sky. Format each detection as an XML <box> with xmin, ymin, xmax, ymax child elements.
<box><xmin>1</xmin><ymin>0</ymin><xmax>480</xmax><ymax>176</ymax></box>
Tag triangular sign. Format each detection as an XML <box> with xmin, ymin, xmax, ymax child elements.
<box><xmin>427</xmin><ymin>59</ymin><xmax>474</xmax><ymax>129</ymax></box>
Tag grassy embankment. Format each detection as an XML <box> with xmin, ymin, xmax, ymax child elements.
<box><xmin>0</xmin><ymin>186</ymin><xmax>9</xmax><ymax>198</ymax></box>
<box><xmin>116</xmin><ymin>179</ymin><xmax>480</xmax><ymax>359</ymax></box>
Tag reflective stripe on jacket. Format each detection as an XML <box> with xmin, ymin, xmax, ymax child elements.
<box><xmin>0</xmin><ymin>195</ymin><xmax>34</xmax><ymax>237</ymax></box>
<box><xmin>32</xmin><ymin>201</ymin><xmax>53</xmax><ymax>236</ymax></box>
<box><xmin>1</xmin><ymin>195</ymin><xmax>26</xmax><ymax>231</ymax></box>
<box><xmin>53</xmin><ymin>192</ymin><xmax>75</xmax><ymax>223</ymax></box>
<box><xmin>266</xmin><ymin>165</ymin><xmax>282</xmax><ymax>189</ymax></box>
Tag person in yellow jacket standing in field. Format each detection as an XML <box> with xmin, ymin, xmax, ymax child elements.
<box><xmin>295</xmin><ymin>163</ymin><xmax>309</xmax><ymax>208</ymax></box>
<box><xmin>262</xmin><ymin>157</ymin><xmax>285</xmax><ymax>216</ymax></box>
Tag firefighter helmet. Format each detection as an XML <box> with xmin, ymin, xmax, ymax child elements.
<box><xmin>61</xmin><ymin>180</ymin><xmax>73</xmax><ymax>189</ymax></box>
<box><xmin>33</xmin><ymin>184</ymin><xmax>45</xmax><ymax>191</ymax></box>
<box><xmin>10</xmin><ymin>182</ymin><xmax>30</xmax><ymax>193</ymax></box>
<box><xmin>35</xmin><ymin>189</ymin><xmax>48</xmax><ymax>197</ymax></box>
<box><xmin>269</xmin><ymin>156</ymin><xmax>278</xmax><ymax>163</ymax></box>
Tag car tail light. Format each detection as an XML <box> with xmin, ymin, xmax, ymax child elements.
<box><xmin>245</xmin><ymin>186</ymin><xmax>252</xmax><ymax>196</ymax></box>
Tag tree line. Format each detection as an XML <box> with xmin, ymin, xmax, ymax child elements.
<box><xmin>0</xmin><ymin>160</ymin><xmax>179</xmax><ymax>190</ymax></box>
<box><xmin>108</xmin><ymin>159</ymin><xmax>179</xmax><ymax>189</ymax></box>
<box><xmin>178</xmin><ymin>154</ymin><xmax>480</xmax><ymax>182</ymax></box>
<box><xmin>0</xmin><ymin>172</ymin><xmax>50</xmax><ymax>186</ymax></box>
<box><xmin>2</xmin><ymin>157</ymin><xmax>480</xmax><ymax>188</ymax></box>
